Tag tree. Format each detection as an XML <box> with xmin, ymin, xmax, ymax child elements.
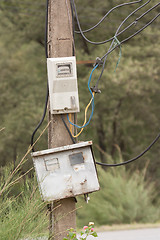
<box><xmin>0</xmin><ymin>0</ymin><xmax>159</xmax><ymax>187</ymax></box>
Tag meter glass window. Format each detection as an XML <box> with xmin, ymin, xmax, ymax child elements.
<box><xmin>69</xmin><ymin>152</ymin><xmax>84</xmax><ymax>166</ymax></box>
<box><xmin>56</xmin><ymin>63</ymin><xmax>73</xmax><ymax>77</ymax></box>
<box><xmin>45</xmin><ymin>158</ymin><xmax>60</xmax><ymax>171</ymax></box>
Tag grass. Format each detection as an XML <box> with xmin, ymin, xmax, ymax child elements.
<box><xmin>1</xmin><ymin>161</ymin><xmax>160</xmax><ymax>239</ymax></box>
<box><xmin>0</xmin><ymin>125</ymin><xmax>160</xmax><ymax>239</ymax></box>
<box><xmin>0</xmin><ymin>171</ymin><xmax>49</xmax><ymax>240</ymax></box>
<box><xmin>77</xmin><ymin>159</ymin><xmax>160</xmax><ymax>228</ymax></box>
<box><xmin>0</xmin><ymin>123</ymin><xmax>51</xmax><ymax>240</ymax></box>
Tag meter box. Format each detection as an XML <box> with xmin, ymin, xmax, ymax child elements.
<box><xmin>47</xmin><ymin>56</ymin><xmax>80</xmax><ymax>114</ymax></box>
<box><xmin>31</xmin><ymin>141</ymin><xmax>100</xmax><ymax>202</ymax></box>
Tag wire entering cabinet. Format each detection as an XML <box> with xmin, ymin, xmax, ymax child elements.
<box><xmin>31</xmin><ymin>141</ymin><xmax>100</xmax><ymax>202</ymax></box>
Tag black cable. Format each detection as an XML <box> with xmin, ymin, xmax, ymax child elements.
<box><xmin>94</xmin><ymin>6</ymin><xmax>160</xmax><ymax>91</ymax></box>
<box><xmin>31</xmin><ymin>0</ymin><xmax>49</xmax><ymax>152</ymax></box>
<box><xmin>70</xmin><ymin>0</ymin><xmax>76</xmax><ymax>56</ymax></box>
<box><xmin>45</xmin><ymin>0</ymin><xmax>49</xmax><ymax>59</ymax></box>
<box><xmin>135</xmin><ymin>2</ymin><xmax>160</xmax><ymax>21</ymax></box>
<box><xmin>31</xmin><ymin>86</ymin><xmax>49</xmax><ymax>152</ymax></box>
<box><xmin>61</xmin><ymin>115</ymin><xmax>76</xmax><ymax>144</ymax></box>
<box><xmin>88</xmin><ymin>4</ymin><xmax>160</xmax><ymax>166</ymax></box>
<box><xmin>72</xmin><ymin>0</ymin><xmax>153</xmax><ymax>45</ymax></box>
<box><xmin>73</xmin><ymin>0</ymin><xmax>159</xmax><ymax>93</ymax></box>
<box><xmin>71</xmin><ymin>0</ymin><xmax>160</xmax><ymax>166</ymax></box>
<box><xmin>75</xmin><ymin>0</ymin><xmax>143</xmax><ymax>34</ymax></box>
<box><xmin>100</xmin><ymin>13</ymin><xmax>160</xmax><ymax>62</ymax></box>
<box><xmin>31</xmin><ymin>0</ymin><xmax>77</xmax><ymax>150</ymax></box>
<box><xmin>61</xmin><ymin>1</ymin><xmax>77</xmax><ymax>143</ymax></box>
<box><xmin>30</xmin><ymin>0</ymin><xmax>159</xmax><ymax>151</ymax></box>
<box><xmin>96</xmin><ymin>132</ymin><xmax>160</xmax><ymax>167</ymax></box>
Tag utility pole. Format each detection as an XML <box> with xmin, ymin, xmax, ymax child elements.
<box><xmin>47</xmin><ymin>0</ymin><xmax>76</xmax><ymax>239</ymax></box>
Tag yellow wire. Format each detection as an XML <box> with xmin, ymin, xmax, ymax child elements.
<box><xmin>69</xmin><ymin>92</ymin><xmax>95</xmax><ymax>138</ymax></box>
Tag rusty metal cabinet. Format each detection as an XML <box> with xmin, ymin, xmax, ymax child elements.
<box><xmin>31</xmin><ymin>141</ymin><xmax>100</xmax><ymax>201</ymax></box>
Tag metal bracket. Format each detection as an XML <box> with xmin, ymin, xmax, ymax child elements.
<box><xmin>84</xmin><ymin>193</ymin><xmax>90</xmax><ymax>204</ymax></box>
<box><xmin>93</xmin><ymin>57</ymin><xmax>103</xmax><ymax>67</ymax></box>
<box><xmin>91</xmin><ymin>86</ymin><xmax>101</xmax><ymax>94</ymax></box>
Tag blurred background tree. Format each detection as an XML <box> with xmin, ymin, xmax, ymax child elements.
<box><xmin>0</xmin><ymin>0</ymin><xmax>159</xmax><ymax>189</ymax></box>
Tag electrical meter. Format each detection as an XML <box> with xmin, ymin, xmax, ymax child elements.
<box><xmin>31</xmin><ymin>141</ymin><xmax>100</xmax><ymax>202</ymax></box>
<box><xmin>47</xmin><ymin>56</ymin><xmax>80</xmax><ymax>114</ymax></box>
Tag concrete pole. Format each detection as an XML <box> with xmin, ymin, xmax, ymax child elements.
<box><xmin>47</xmin><ymin>0</ymin><xmax>76</xmax><ymax>239</ymax></box>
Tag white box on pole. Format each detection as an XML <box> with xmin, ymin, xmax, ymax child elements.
<box><xmin>31</xmin><ymin>141</ymin><xmax>100</xmax><ymax>202</ymax></box>
<box><xmin>47</xmin><ymin>56</ymin><xmax>80</xmax><ymax>114</ymax></box>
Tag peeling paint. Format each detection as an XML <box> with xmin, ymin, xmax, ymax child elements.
<box><xmin>32</xmin><ymin>141</ymin><xmax>100</xmax><ymax>202</ymax></box>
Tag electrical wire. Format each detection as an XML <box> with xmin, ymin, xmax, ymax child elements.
<box><xmin>30</xmin><ymin>0</ymin><xmax>49</xmax><ymax>152</ymax></box>
<box><xmin>45</xmin><ymin>0</ymin><xmax>49</xmax><ymax>59</ymax></box>
<box><xmin>72</xmin><ymin>0</ymin><xmax>156</xmax><ymax>45</ymax></box>
<box><xmin>75</xmin><ymin>1</ymin><xmax>159</xmax><ymax>34</ymax></box>
<box><xmin>61</xmin><ymin>115</ymin><xmax>76</xmax><ymax>144</ymax></box>
<box><xmin>94</xmin><ymin>12</ymin><xmax>160</xmax><ymax>91</ymax></box>
<box><xmin>75</xmin><ymin>0</ymin><xmax>143</xmax><ymax>34</ymax></box>
<box><xmin>67</xmin><ymin>64</ymin><xmax>98</xmax><ymax>129</ymax></box>
<box><xmin>30</xmin><ymin>86</ymin><xmax>49</xmax><ymax>152</ymax></box>
<box><xmin>93</xmin><ymin>5</ymin><xmax>160</xmax><ymax>92</ymax></box>
<box><xmin>69</xmin><ymin>92</ymin><xmax>95</xmax><ymax>138</ymax></box>
<box><xmin>96</xmin><ymin>132</ymin><xmax>160</xmax><ymax>167</ymax></box>
<box><xmin>30</xmin><ymin>0</ymin><xmax>160</xmax><ymax>151</ymax></box>
<box><xmin>31</xmin><ymin>0</ymin><xmax>78</xmax><ymax>149</ymax></box>
<box><xmin>70</xmin><ymin>0</ymin><xmax>76</xmax><ymax>56</ymax></box>
<box><xmin>72</xmin><ymin>0</ymin><xmax>160</xmax><ymax>91</ymax></box>
<box><xmin>101</xmin><ymin>6</ymin><xmax>160</xmax><ymax>61</ymax></box>
<box><xmin>70</xmin><ymin>0</ymin><xmax>160</xmax><ymax>165</ymax></box>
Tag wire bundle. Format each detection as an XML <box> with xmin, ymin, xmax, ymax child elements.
<box><xmin>72</xmin><ymin>0</ymin><xmax>160</xmax><ymax>92</ymax></box>
<box><xmin>30</xmin><ymin>0</ymin><xmax>160</xmax><ymax>167</ymax></box>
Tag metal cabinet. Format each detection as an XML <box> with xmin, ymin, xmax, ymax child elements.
<box><xmin>31</xmin><ymin>141</ymin><xmax>100</xmax><ymax>202</ymax></box>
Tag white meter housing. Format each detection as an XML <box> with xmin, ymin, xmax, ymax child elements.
<box><xmin>47</xmin><ymin>56</ymin><xmax>80</xmax><ymax>114</ymax></box>
<box><xmin>31</xmin><ymin>141</ymin><xmax>100</xmax><ymax>202</ymax></box>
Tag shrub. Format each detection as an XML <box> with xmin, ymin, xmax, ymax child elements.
<box><xmin>0</xmin><ymin>166</ymin><xmax>49</xmax><ymax>240</ymax></box>
<box><xmin>77</xmin><ymin>162</ymin><xmax>160</xmax><ymax>227</ymax></box>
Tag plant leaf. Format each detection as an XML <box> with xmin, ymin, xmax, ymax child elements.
<box><xmin>91</xmin><ymin>232</ymin><xmax>98</xmax><ymax>237</ymax></box>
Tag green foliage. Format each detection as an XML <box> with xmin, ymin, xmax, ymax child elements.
<box><xmin>76</xmin><ymin>28</ymin><xmax>160</xmax><ymax>189</ymax></box>
<box><xmin>77</xmin><ymin>162</ymin><xmax>160</xmax><ymax>227</ymax></box>
<box><xmin>0</xmin><ymin>1</ymin><xmax>159</xmax><ymax>236</ymax></box>
<box><xmin>0</xmin><ymin>165</ymin><xmax>49</xmax><ymax>240</ymax></box>
<box><xmin>0</xmin><ymin>3</ymin><xmax>48</xmax><ymax>167</ymax></box>
<box><xmin>0</xmin><ymin>0</ymin><xmax>159</xmax><ymax>184</ymax></box>
<box><xmin>64</xmin><ymin>223</ymin><xmax>98</xmax><ymax>240</ymax></box>
<box><xmin>63</xmin><ymin>228</ymin><xmax>78</xmax><ymax>240</ymax></box>
<box><xmin>0</xmin><ymin>155</ymin><xmax>159</xmax><ymax>239</ymax></box>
